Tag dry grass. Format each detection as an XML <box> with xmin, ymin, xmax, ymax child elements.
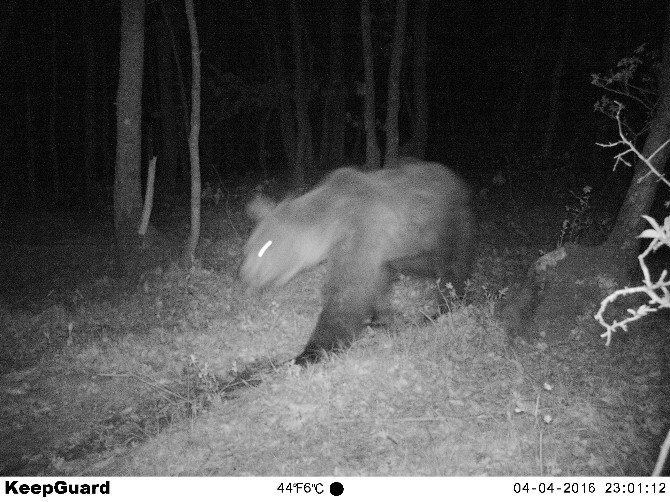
<box><xmin>1</xmin><ymin>206</ymin><xmax>668</xmax><ymax>476</ymax></box>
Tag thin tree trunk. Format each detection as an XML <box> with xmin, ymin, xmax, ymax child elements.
<box><xmin>19</xmin><ymin>28</ymin><xmax>37</xmax><ymax>209</ymax></box>
<box><xmin>100</xmin><ymin>56</ymin><xmax>114</xmax><ymax>188</ymax></box>
<box><xmin>319</xmin><ymin>86</ymin><xmax>334</xmax><ymax>170</ymax></box>
<box><xmin>81</xmin><ymin>0</ymin><xmax>97</xmax><ymax>199</ymax></box>
<box><xmin>158</xmin><ymin>0</ymin><xmax>191</xmax><ymax>183</ymax></box>
<box><xmin>290</xmin><ymin>0</ymin><xmax>309</xmax><ymax>188</ymax></box>
<box><xmin>410</xmin><ymin>0</ymin><xmax>428</xmax><ymax>159</ymax></box>
<box><xmin>323</xmin><ymin>87</ymin><xmax>346</xmax><ymax>171</ymax></box>
<box><xmin>318</xmin><ymin>7</ymin><xmax>336</xmax><ymax>170</ymax></box>
<box><xmin>268</xmin><ymin>1</ymin><xmax>297</xmax><ymax>178</ymax></box>
<box><xmin>361</xmin><ymin>0</ymin><xmax>380</xmax><ymax>170</ymax></box>
<box><xmin>183</xmin><ymin>0</ymin><xmax>201</xmax><ymax>266</ymax></box>
<box><xmin>384</xmin><ymin>0</ymin><xmax>408</xmax><ymax>166</ymax></box>
<box><xmin>246</xmin><ymin>0</ymin><xmax>275</xmax><ymax>179</ymax></box>
<box><xmin>50</xmin><ymin>0</ymin><xmax>61</xmax><ymax>202</ymax></box>
<box><xmin>257</xmin><ymin>107</ymin><xmax>272</xmax><ymax>179</ymax></box>
<box><xmin>158</xmin><ymin>0</ymin><xmax>190</xmax><ymax>139</ymax></box>
<box><xmin>331</xmin><ymin>93</ymin><xmax>346</xmax><ymax>167</ymax></box>
<box><xmin>114</xmin><ymin>0</ymin><xmax>145</xmax><ymax>272</ymax></box>
<box><xmin>605</xmin><ymin>1</ymin><xmax>670</xmax><ymax>263</ymax></box>
<box><xmin>318</xmin><ymin>5</ymin><xmax>345</xmax><ymax>171</ymax></box>
<box><xmin>402</xmin><ymin>76</ymin><xmax>415</xmax><ymax>135</ymax></box>
<box><xmin>540</xmin><ymin>1</ymin><xmax>573</xmax><ymax>163</ymax></box>
<box><xmin>94</xmin><ymin>0</ymin><xmax>114</xmax><ymax>189</ymax></box>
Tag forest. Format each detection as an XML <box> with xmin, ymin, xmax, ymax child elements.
<box><xmin>0</xmin><ymin>0</ymin><xmax>668</xmax><ymax>480</ymax></box>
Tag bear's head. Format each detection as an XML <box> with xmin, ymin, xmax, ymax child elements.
<box><xmin>241</xmin><ymin>194</ymin><xmax>340</xmax><ymax>289</ymax></box>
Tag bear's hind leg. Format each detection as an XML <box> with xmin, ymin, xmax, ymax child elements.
<box><xmin>368</xmin><ymin>265</ymin><xmax>395</xmax><ymax>327</ymax></box>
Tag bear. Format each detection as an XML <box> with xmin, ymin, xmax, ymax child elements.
<box><xmin>240</xmin><ymin>157</ymin><xmax>476</xmax><ymax>365</ymax></box>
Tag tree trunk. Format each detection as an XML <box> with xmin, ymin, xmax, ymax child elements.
<box><xmin>604</xmin><ymin>1</ymin><xmax>670</xmax><ymax>263</ymax></box>
<box><xmin>290</xmin><ymin>0</ymin><xmax>310</xmax><ymax>188</ymax></box>
<box><xmin>384</xmin><ymin>0</ymin><xmax>407</xmax><ymax>166</ymax></box>
<box><xmin>158</xmin><ymin>0</ymin><xmax>191</xmax><ymax>184</ymax></box>
<box><xmin>158</xmin><ymin>0</ymin><xmax>190</xmax><ymax>140</ymax></box>
<box><xmin>318</xmin><ymin>5</ymin><xmax>346</xmax><ymax>171</ymax></box>
<box><xmin>81</xmin><ymin>0</ymin><xmax>97</xmax><ymax>200</ymax></box>
<box><xmin>500</xmin><ymin>1</ymin><xmax>670</xmax><ymax>345</ymax></box>
<box><xmin>267</xmin><ymin>1</ymin><xmax>297</xmax><ymax>179</ymax></box>
<box><xmin>409</xmin><ymin>0</ymin><xmax>428</xmax><ymax>160</ymax></box>
<box><xmin>19</xmin><ymin>28</ymin><xmax>37</xmax><ymax>209</ymax></box>
<box><xmin>183</xmin><ymin>0</ymin><xmax>201</xmax><ymax>267</ymax></box>
<box><xmin>246</xmin><ymin>0</ymin><xmax>275</xmax><ymax>180</ymax></box>
<box><xmin>540</xmin><ymin>1</ymin><xmax>574</xmax><ymax>163</ymax></box>
<box><xmin>330</xmin><ymin>89</ymin><xmax>346</xmax><ymax>168</ymax></box>
<box><xmin>50</xmin><ymin>0</ymin><xmax>61</xmax><ymax>202</ymax></box>
<box><xmin>114</xmin><ymin>0</ymin><xmax>145</xmax><ymax>274</ymax></box>
<box><xmin>94</xmin><ymin>0</ymin><xmax>114</xmax><ymax>190</ymax></box>
<box><xmin>100</xmin><ymin>55</ymin><xmax>114</xmax><ymax>189</ymax></box>
<box><xmin>360</xmin><ymin>0</ymin><xmax>380</xmax><ymax>170</ymax></box>
<box><xmin>257</xmin><ymin>107</ymin><xmax>272</xmax><ymax>179</ymax></box>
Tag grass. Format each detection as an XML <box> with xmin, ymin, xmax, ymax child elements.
<box><xmin>0</xmin><ymin>197</ymin><xmax>668</xmax><ymax>476</ymax></box>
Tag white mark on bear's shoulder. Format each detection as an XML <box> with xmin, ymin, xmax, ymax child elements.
<box><xmin>258</xmin><ymin>240</ymin><xmax>273</xmax><ymax>257</ymax></box>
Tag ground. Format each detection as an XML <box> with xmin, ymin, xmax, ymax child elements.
<box><xmin>0</xmin><ymin>186</ymin><xmax>668</xmax><ymax>476</ymax></box>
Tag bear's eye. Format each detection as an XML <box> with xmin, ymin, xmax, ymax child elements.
<box><xmin>258</xmin><ymin>240</ymin><xmax>273</xmax><ymax>258</ymax></box>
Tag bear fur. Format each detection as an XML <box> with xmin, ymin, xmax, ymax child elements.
<box><xmin>241</xmin><ymin>158</ymin><xmax>476</xmax><ymax>365</ymax></box>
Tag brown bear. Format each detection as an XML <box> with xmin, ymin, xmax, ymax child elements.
<box><xmin>241</xmin><ymin>158</ymin><xmax>476</xmax><ymax>365</ymax></box>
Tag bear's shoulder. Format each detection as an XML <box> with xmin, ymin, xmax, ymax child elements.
<box><xmin>320</xmin><ymin>167</ymin><xmax>374</xmax><ymax>192</ymax></box>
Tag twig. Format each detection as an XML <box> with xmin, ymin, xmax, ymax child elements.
<box><xmin>652</xmin><ymin>428</ymin><xmax>670</xmax><ymax>476</ymax></box>
<box><xmin>333</xmin><ymin>414</ymin><xmax>486</xmax><ymax>423</ymax></box>
<box><xmin>594</xmin><ymin>102</ymin><xmax>670</xmax><ymax>344</ymax></box>
<box><xmin>98</xmin><ymin>371</ymin><xmax>185</xmax><ymax>400</ymax></box>
<box><xmin>592</xmin><ymin>81</ymin><xmax>652</xmax><ymax>110</ymax></box>
<box><xmin>538</xmin><ymin>429</ymin><xmax>544</xmax><ymax>476</ymax></box>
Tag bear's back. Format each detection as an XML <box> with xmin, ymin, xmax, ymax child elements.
<box><xmin>319</xmin><ymin>159</ymin><xmax>470</xmax><ymax>201</ymax></box>
<box><xmin>304</xmin><ymin>160</ymin><xmax>471</xmax><ymax>261</ymax></box>
<box><xmin>372</xmin><ymin>159</ymin><xmax>472</xmax><ymax>204</ymax></box>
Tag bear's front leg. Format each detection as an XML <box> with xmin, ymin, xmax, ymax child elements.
<box><xmin>294</xmin><ymin>247</ymin><xmax>393</xmax><ymax>366</ymax></box>
<box><xmin>293</xmin><ymin>305</ymin><xmax>360</xmax><ymax>365</ymax></box>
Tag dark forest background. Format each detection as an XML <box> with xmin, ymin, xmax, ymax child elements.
<box><xmin>0</xmin><ymin>0</ymin><xmax>666</xmax><ymax>214</ymax></box>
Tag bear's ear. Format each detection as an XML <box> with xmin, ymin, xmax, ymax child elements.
<box><xmin>247</xmin><ymin>194</ymin><xmax>277</xmax><ymax>221</ymax></box>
